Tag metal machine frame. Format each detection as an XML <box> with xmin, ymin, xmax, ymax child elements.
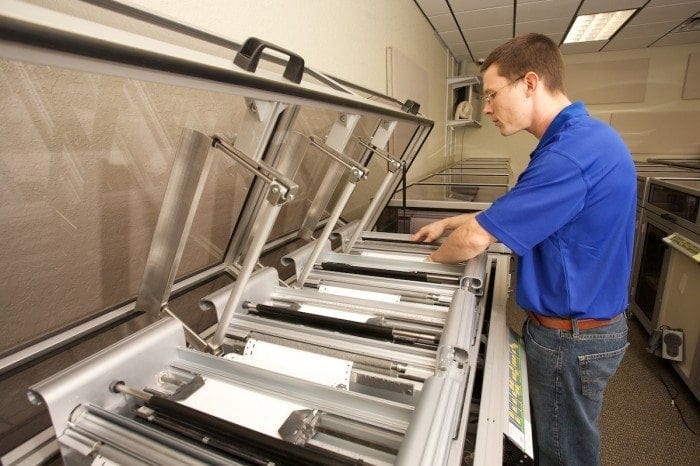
<box><xmin>1</xmin><ymin>1</ymin><xmax>528</xmax><ymax>464</ymax></box>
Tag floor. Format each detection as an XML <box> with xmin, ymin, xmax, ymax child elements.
<box><xmin>505</xmin><ymin>293</ymin><xmax>700</xmax><ymax>465</ymax></box>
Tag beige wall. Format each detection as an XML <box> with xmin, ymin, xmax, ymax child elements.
<box><xmin>456</xmin><ymin>43</ymin><xmax>700</xmax><ymax>176</ymax></box>
<box><xmin>129</xmin><ymin>0</ymin><xmax>451</xmax><ymax>180</ymax></box>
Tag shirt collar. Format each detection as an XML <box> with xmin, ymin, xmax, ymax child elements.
<box><xmin>533</xmin><ymin>101</ymin><xmax>588</xmax><ymax>156</ymax></box>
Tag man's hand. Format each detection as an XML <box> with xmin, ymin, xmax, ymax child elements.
<box><xmin>410</xmin><ymin>220</ymin><xmax>446</xmax><ymax>243</ymax></box>
<box><xmin>411</xmin><ymin>214</ymin><xmax>497</xmax><ymax>264</ymax></box>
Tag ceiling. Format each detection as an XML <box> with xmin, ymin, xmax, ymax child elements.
<box><xmin>415</xmin><ymin>0</ymin><xmax>700</xmax><ymax>63</ymax></box>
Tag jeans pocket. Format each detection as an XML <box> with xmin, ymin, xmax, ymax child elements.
<box><xmin>578</xmin><ymin>343</ymin><xmax>629</xmax><ymax>401</ymax></box>
<box><xmin>524</xmin><ymin>319</ymin><xmax>559</xmax><ymax>355</ymax></box>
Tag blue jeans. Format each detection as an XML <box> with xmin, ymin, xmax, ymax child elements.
<box><xmin>523</xmin><ymin>315</ymin><xmax>629</xmax><ymax>466</ymax></box>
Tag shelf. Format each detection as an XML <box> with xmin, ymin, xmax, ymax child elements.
<box><xmin>447</xmin><ymin>76</ymin><xmax>482</xmax><ymax>127</ymax></box>
<box><xmin>447</xmin><ymin>119</ymin><xmax>481</xmax><ymax>128</ymax></box>
<box><xmin>447</xmin><ymin>76</ymin><xmax>481</xmax><ymax>88</ymax></box>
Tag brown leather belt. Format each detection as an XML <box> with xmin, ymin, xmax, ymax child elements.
<box><xmin>526</xmin><ymin>311</ymin><xmax>622</xmax><ymax>331</ymax></box>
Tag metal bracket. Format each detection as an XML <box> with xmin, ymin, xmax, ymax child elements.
<box><xmin>342</xmin><ymin>125</ymin><xmax>401</xmax><ymax>253</ymax></box>
<box><xmin>294</xmin><ymin>136</ymin><xmax>369</xmax><ymax>287</ymax></box>
<box><xmin>234</xmin><ymin>99</ymin><xmax>287</xmax><ymax>161</ymax></box>
<box><xmin>213</xmin><ymin>136</ymin><xmax>298</xmax><ymax>204</ymax></box>
<box><xmin>298</xmin><ymin>114</ymin><xmax>360</xmax><ymax>239</ymax></box>
<box><xmin>308</xmin><ymin>135</ymin><xmax>368</xmax><ymax>183</ymax></box>
<box><xmin>459</xmin><ymin>253</ymin><xmax>487</xmax><ymax>296</ymax></box>
<box><xmin>135</xmin><ymin>129</ymin><xmax>213</xmax><ymax>318</ymax></box>
<box><xmin>278</xmin><ymin>409</ymin><xmax>320</xmax><ymax>446</ymax></box>
<box><xmin>356</xmin><ymin>137</ymin><xmax>402</xmax><ymax>173</ymax></box>
<box><xmin>160</xmin><ymin>306</ymin><xmax>222</xmax><ymax>356</ymax></box>
<box><xmin>207</xmin><ymin>140</ymin><xmax>299</xmax><ymax>351</ymax></box>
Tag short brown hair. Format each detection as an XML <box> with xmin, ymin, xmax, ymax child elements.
<box><xmin>480</xmin><ymin>33</ymin><xmax>565</xmax><ymax>94</ymax></box>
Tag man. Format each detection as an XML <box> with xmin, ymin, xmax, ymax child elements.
<box><xmin>411</xmin><ymin>33</ymin><xmax>635</xmax><ymax>465</ymax></box>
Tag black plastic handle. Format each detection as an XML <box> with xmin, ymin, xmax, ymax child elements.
<box><xmin>402</xmin><ymin>99</ymin><xmax>420</xmax><ymax>115</ymax></box>
<box><xmin>234</xmin><ymin>37</ymin><xmax>305</xmax><ymax>84</ymax></box>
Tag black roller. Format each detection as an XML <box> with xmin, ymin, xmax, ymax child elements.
<box><xmin>144</xmin><ymin>395</ymin><xmax>365</xmax><ymax>465</ymax></box>
<box><xmin>249</xmin><ymin>303</ymin><xmax>394</xmax><ymax>341</ymax></box>
<box><xmin>319</xmin><ymin>261</ymin><xmax>429</xmax><ymax>281</ymax></box>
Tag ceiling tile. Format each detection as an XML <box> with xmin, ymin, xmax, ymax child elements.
<box><xmin>471</xmin><ymin>49</ymin><xmax>493</xmax><ymax>58</ymax></box>
<box><xmin>420</xmin><ymin>0</ymin><xmax>700</xmax><ymax>58</ymax></box>
<box><xmin>545</xmin><ymin>32</ymin><xmax>565</xmax><ymax>43</ymax></box>
<box><xmin>440</xmin><ymin>30</ymin><xmax>464</xmax><ymax>43</ymax></box>
<box><xmin>653</xmin><ymin>29</ymin><xmax>700</xmax><ymax>45</ymax></box>
<box><xmin>614</xmin><ymin>20</ymin><xmax>679</xmax><ymax>39</ymax></box>
<box><xmin>647</xmin><ymin>0</ymin><xmax>700</xmax><ymax>6</ymax></box>
<box><xmin>517</xmin><ymin>0</ymin><xmax>579</xmax><ymax>22</ymax></box>
<box><xmin>462</xmin><ymin>23</ymin><xmax>512</xmax><ymax>42</ymax></box>
<box><xmin>446</xmin><ymin>41</ymin><xmax>469</xmax><ymax>60</ymax></box>
<box><xmin>430</xmin><ymin>13</ymin><xmax>459</xmax><ymax>32</ymax></box>
<box><xmin>603</xmin><ymin>36</ymin><xmax>658</xmax><ymax>50</ymax></box>
<box><xmin>416</xmin><ymin>0</ymin><xmax>450</xmax><ymax>16</ymax></box>
<box><xmin>449</xmin><ymin>0</ymin><xmax>513</xmax><ymax>13</ymax></box>
<box><xmin>447</xmin><ymin>41</ymin><xmax>469</xmax><ymax>53</ymax></box>
<box><xmin>468</xmin><ymin>37</ymin><xmax>514</xmax><ymax>52</ymax></box>
<box><xmin>515</xmin><ymin>17</ymin><xmax>572</xmax><ymax>35</ymax></box>
<box><xmin>455</xmin><ymin>6</ymin><xmax>513</xmax><ymax>29</ymax></box>
<box><xmin>633</xmin><ymin>3</ymin><xmax>700</xmax><ymax>23</ymax></box>
<box><xmin>579</xmin><ymin>0</ymin><xmax>647</xmax><ymax>15</ymax></box>
<box><xmin>560</xmin><ymin>40</ymin><xmax>608</xmax><ymax>54</ymax></box>
<box><xmin>515</xmin><ymin>29</ymin><xmax>565</xmax><ymax>44</ymax></box>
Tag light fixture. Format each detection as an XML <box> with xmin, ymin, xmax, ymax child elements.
<box><xmin>564</xmin><ymin>9</ymin><xmax>637</xmax><ymax>43</ymax></box>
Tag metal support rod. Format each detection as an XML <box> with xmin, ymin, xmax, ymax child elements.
<box><xmin>216</xmin><ymin>140</ymin><xmax>274</xmax><ymax>184</ymax></box>
<box><xmin>298</xmin><ymin>115</ymin><xmax>359</xmax><ymax>239</ymax></box>
<box><xmin>402</xmin><ymin>164</ymin><xmax>407</xmax><ymax>212</ymax></box>
<box><xmin>369</xmin><ymin>124</ymin><xmax>432</xmax><ymax>231</ymax></box>
<box><xmin>211</xmin><ymin>199</ymin><xmax>283</xmax><ymax>349</ymax></box>
<box><xmin>296</xmin><ymin>180</ymin><xmax>358</xmax><ymax>287</ymax></box>
<box><xmin>110</xmin><ymin>381</ymin><xmax>151</xmax><ymax>402</ymax></box>
<box><xmin>160</xmin><ymin>306</ymin><xmax>221</xmax><ymax>355</ymax></box>
<box><xmin>212</xmin><ymin>136</ymin><xmax>297</xmax><ymax>199</ymax></box>
<box><xmin>343</xmin><ymin>171</ymin><xmax>398</xmax><ymax>253</ymax></box>
<box><xmin>355</xmin><ymin>138</ymin><xmax>401</xmax><ymax>172</ymax></box>
<box><xmin>308</xmin><ymin>135</ymin><xmax>368</xmax><ymax>180</ymax></box>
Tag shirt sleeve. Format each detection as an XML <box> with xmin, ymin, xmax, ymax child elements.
<box><xmin>476</xmin><ymin>151</ymin><xmax>587</xmax><ymax>256</ymax></box>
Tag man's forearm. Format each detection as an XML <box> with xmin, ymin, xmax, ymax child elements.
<box><xmin>439</xmin><ymin>213</ymin><xmax>476</xmax><ymax>231</ymax></box>
<box><xmin>428</xmin><ymin>215</ymin><xmax>496</xmax><ymax>263</ymax></box>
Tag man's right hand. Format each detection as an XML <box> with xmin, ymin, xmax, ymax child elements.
<box><xmin>410</xmin><ymin>220</ymin><xmax>446</xmax><ymax>243</ymax></box>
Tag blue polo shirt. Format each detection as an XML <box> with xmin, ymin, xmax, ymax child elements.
<box><xmin>476</xmin><ymin>102</ymin><xmax>636</xmax><ymax>319</ymax></box>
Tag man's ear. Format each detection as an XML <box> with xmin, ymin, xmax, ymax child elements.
<box><xmin>523</xmin><ymin>72</ymin><xmax>538</xmax><ymax>95</ymax></box>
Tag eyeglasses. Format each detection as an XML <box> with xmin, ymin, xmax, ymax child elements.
<box><xmin>484</xmin><ymin>75</ymin><xmax>526</xmax><ymax>104</ymax></box>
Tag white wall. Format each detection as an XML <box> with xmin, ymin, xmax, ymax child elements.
<box><xmin>456</xmin><ymin>43</ymin><xmax>700</xmax><ymax>177</ymax></box>
<box><xmin>129</xmin><ymin>0</ymin><xmax>451</xmax><ymax>179</ymax></box>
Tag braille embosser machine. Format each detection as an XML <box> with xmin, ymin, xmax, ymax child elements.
<box><xmin>0</xmin><ymin>1</ymin><xmax>532</xmax><ymax>464</ymax></box>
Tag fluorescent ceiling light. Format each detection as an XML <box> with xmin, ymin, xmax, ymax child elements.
<box><xmin>564</xmin><ymin>9</ymin><xmax>636</xmax><ymax>43</ymax></box>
